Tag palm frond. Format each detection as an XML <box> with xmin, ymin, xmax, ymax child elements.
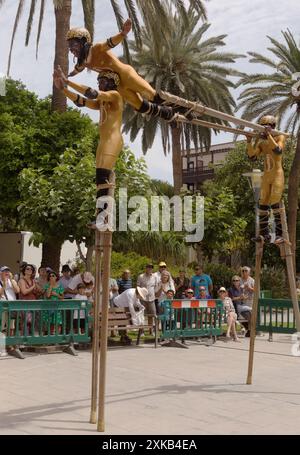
<box><xmin>25</xmin><ymin>0</ymin><xmax>37</xmax><ymax>46</ymax></box>
<box><xmin>36</xmin><ymin>0</ymin><xmax>45</xmax><ymax>58</ymax></box>
<box><xmin>7</xmin><ymin>0</ymin><xmax>25</xmax><ymax>76</ymax></box>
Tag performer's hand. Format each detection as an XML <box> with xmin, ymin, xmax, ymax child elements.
<box><xmin>53</xmin><ymin>70</ymin><xmax>65</xmax><ymax>90</ymax></box>
<box><xmin>121</xmin><ymin>18</ymin><xmax>132</xmax><ymax>36</ymax></box>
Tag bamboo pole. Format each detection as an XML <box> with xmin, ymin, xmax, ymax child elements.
<box><xmin>175</xmin><ymin>114</ymin><xmax>258</xmax><ymax>138</ymax></box>
<box><xmin>246</xmin><ymin>205</ymin><xmax>263</xmax><ymax>385</ymax></box>
<box><xmin>97</xmin><ymin>172</ymin><xmax>115</xmax><ymax>433</ymax></box>
<box><xmin>89</xmin><ymin>229</ymin><xmax>102</xmax><ymax>424</ymax></box>
<box><xmin>159</xmin><ymin>90</ymin><xmax>290</xmax><ymax>138</ymax></box>
<box><xmin>280</xmin><ymin>203</ymin><xmax>300</xmax><ymax>331</ymax></box>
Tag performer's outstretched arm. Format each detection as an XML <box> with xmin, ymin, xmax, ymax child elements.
<box><xmin>63</xmin><ymin>87</ymin><xmax>99</xmax><ymax>110</ymax></box>
<box><xmin>93</xmin><ymin>18</ymin><xmax>131</xmax><ymax>52</ymax></box>
<box><xmin>66</xmin><ymin>79</ymin><xmax>119</xmax><ymax>104</ymax></box>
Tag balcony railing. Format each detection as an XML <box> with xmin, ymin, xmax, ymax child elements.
<box><xmin>182</xmin><ymin>166</ymin><xmax>215</xmax><ymax>182</ymax></box>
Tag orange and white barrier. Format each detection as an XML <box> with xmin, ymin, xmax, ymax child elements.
<box><xmin>171</xmin><ymin>300</ymin><xmax>217</xmax><ymax>309</ymax></box>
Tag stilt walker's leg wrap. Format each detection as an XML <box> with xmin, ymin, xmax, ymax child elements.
<box><xmin>253</xmin><ymin>204</ymin><xmax>270</xmax><ymax>242</ymax></box>
<box><xmin>271</xmin><ymin>203</ymin><xmax>283</xmax><ymax>243</ymax></box>
<box><xmin>96</xmin><ymin>168</ymin><xmax>112</xmax><ymax>229</ymax></box>
<box><xmin>137</xmin><ymin>99</ymin><xmax>174</xmax><ymax>121</ymax></box>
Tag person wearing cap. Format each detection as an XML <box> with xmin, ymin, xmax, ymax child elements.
<box><xmin>0</xmin><ymin>266</ymin><xmax>20</xmax><ymax>301</ymax></box>
<box><xmin>137</xmin><ymin>264</ymin><xmax>159</xmax><ymax>334</ymax></box>
<box><xmin>58</xmin><ymin>264</ymin><xmax>73</xmax><ymax>299</ymax></box>
<box><xmin>174</xmin><ymin>270</ymin><xmax>190</xmax><ymax>299</ymax></box>
<box><xmin>218</xmin><ymin>287</ymin><xmax>239</xmax><ymax>342</ymax></box>
<box><xmin>117</xmin><ymin>269</ymin><xmax>133</xmax><ymax>295</ymax></box>
<box><xmin>240</xmin><ymin>266</ymin><xmax>255</xmax><ymax>308</ymax></box>
<box><xmin>113</xmin><ymin>287</ymin><xmax>148</xmax><ymax>341</ymax></box>
<box><xmin>199</xmin><ymin>286</ymin><xmax>211</xmax><ymax>299</ymax></box>
<box><xmin>191</xmin><ymin>265</ymin><xmax>213</xmax><ymax>299</ymax></box>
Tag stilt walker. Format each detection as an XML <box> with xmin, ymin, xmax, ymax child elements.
<box><xmin>53</xmin><ymin>66</ymin><xmax>124</xmax><ymax>431</ymax></box>
<box><xmin>245</xmin><ymin>115</ymin><xmax>300</xmax><ymax>384</ymax></box>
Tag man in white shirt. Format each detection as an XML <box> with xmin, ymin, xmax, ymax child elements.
<box><xmin>67</xmin><ymin>271</ymin><xmax>95</xmax><ymax>299</ymax></box>
<box><xmin>0</xmin><ymin>266</ymin><xmax>20</xmax><ymax>353</ymax></box>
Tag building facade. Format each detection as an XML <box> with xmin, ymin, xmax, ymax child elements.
<box><xmin>182</xmin><ymin>140</ymin><xmax>244</xmax><ymax>192</ymax></box>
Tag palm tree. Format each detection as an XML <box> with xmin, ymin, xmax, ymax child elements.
<box><xmin>237</xmin><ymin>30</ymin><xmax>300</xmax><ymax>263</ymax></box>
<box><xmin>1</xmin><ymin>0</ymin><xmax>207</xmax><ymax>268</ymax></box>
<box><xmin>123</xmin><ymin>3</ymin><xmax>243</xmax><ymax>193</ymax></box>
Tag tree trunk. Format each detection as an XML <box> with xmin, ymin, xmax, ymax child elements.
<box><xmin>287</xmin><ymin>135</ymin><xmax>300</xmax><ymax>271</ymax></box>
<box><xmin>86</xmin><ymin>244</ymin><xmax>94</xmax><ymax>272</ymax></box>
<box><xmin>41</xmin><ymin>1</ymin><xmax>72</xmax><ymax>269</ymax></box>
<box><xmin>51</xmin><ymin>0</ymin><xmax>72</xmax><ymax>112</ymax></box>
<box><xmin>172</xmin><ymin>126</ymin><xmax>183</xmax><ymax>194</ymax></box>
<box><xmin>41</xmin><ymin>240</ymin><xmax>63</xmax><ymax>273</ymax></box>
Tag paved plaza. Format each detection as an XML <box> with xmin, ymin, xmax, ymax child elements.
<box><xmin>1</xmin><ymin>335</ymin><xmax>300</xmax><ymax>435</ymax></box>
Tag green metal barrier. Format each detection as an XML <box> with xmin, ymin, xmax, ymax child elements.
<box><xmin>159</xmin><ymin>299</ymin><xmax>225</xmax><ymax>347</ymax></box>
<box><xmin>257</xmin><ymin>298</ymin><xmax>299</xmax><ymax>340</ymax></box>
<box><xmin>0</xmin><ymin>300</ymin><xmax>91</xmax><ymax>357</ymax></box>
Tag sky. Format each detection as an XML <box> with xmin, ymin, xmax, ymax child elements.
<box><xmin>0</xmin><ymin>0</ymin><xmax>300</xmax><ymax>183</ymax></box>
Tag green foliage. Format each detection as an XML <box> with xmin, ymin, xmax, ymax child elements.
<box><xmin>150</xmin><ymin>179</ymin><xmax>175</xmax><ymax>198</ymax></box>
<box><xmin>261</xmin><ymin>267</ymin><xmax>288</xmax><ymax>299</ymax></box>
<box><xmin>109</xmin><ymin>251</ymin><xmax>153</xmax><ymax>284</ymax></box>
<box><xmin>203</xmin><ymin>262</ymin><xmax>237</xmax><ymax>296</ymax></box>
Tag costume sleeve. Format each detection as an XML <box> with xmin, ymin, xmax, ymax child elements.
<box><xmin>68</xmin><ymin>64</ymin><xmax>85</xmax><ymax>77</ymax></box>
<box><xmin>93</xmin><ymin>32</ymin><xmax>124</xmax><ymax>53</ymax></box>
<box><xmin>63</xmin><ymin>87</ymin><xmax>99</xmax><ymax>110</ymax></box>
<box><xmin>67</xmin><ymin>80</ymin><xmax>98</xmax><ymax>99</ymax></box>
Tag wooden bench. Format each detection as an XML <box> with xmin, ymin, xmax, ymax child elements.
<box><xmin>99</xmin><ymin>308</ymin><xmax>158</xmax><ymax>348</ymax></box>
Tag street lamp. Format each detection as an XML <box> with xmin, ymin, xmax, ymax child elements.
<box><xmin>243</xmin><ymin>169</ymin><xmax>263</xmax><ymax>238</ymax></box>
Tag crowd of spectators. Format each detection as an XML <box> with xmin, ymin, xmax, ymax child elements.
<box><xmin>0</xmin><ymin>260</ymin><xmax>255</xmax><ymax>344</ymax></box>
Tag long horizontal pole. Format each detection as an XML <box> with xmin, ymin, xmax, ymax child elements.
<box><xmin>175</xmin><ymin>114</ymin><xmax>258</xmax><ymax>138</ymax></box>
<box><xmin>159</xmin><ymin>90</ymin><xmax>290</xmax><ymax>138</ymax></box>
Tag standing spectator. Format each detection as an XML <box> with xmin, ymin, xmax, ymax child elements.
<box><xmin>14</xmin><ymin>261</ymin><xmax>28</xmax><ymax>283</ymax></box>
<box><xmin>58</xmin><ymin>264</ymin><xmax>73</xmax><ymax>299</ymax></box>
<box><xmin>191</xmin><ymin>265</ymin><xmax>213</xmax><ymax>298</ymax></box>
<box><xmin>240</xmin><ymin>266</ymin><xmax>255</xmax><ymax>308</ymax></box>
<box><xmin>174</xmin><ymin>270</ymin><xmax>190</xmax><ymax>298</ymax></box>
<box><xmin>218</xmin><ymin>287</ymin><xmax>239</xmax><ymax>342</ymax></box>
<box><xmin>117</xmin><ymin>269</ymin><xmax>133</xmax><ymax>294</ymax></box>
<box><xmin>35</xmin><ymin>267</ymin><xmax>48</xmax><ymax>298</ymax></box>
<box><xmin>155</xmin><ymin>270</ymin><xmax>175</xmax><ymax>304</ymax></box>
<box><xmin>228</xmin><ymin>275</ymin><xmax>251</xmax><ymax>337</ymax></box>
<box><xmin>154</xmin><ymin>261</ymin><xmax>168</xmax><ymax>281</ymax></box>
<box><xmin>73</xmin><ymin>283</ymin><xmax>88</xmax><ymax>334</ymax></box>
<box><xmin>43</xmin><ymin>271</ymin><xmax>64</xmax><ymax>334</ymax></box>
<box><xmin>0</xmin><ymin>266</ymin><xmax>20</xmax><ymax>338</ymax></box>
<box><xmin>67</xmin><ymin>271</ymin><xmax>95</xmax><ymax>297</ymax></box>
<box><xmin>18</xmin><ymin>264</ymin><xmax>40</xmax><ymax>333</ymax></box>
<box><xmin>137</xmin><ymin>264</ymin><xmax>158</xmax><ymax>334</ymax></box>
<box><xmin>99</xmin><ymin>270</ymin><xmax>118</xmax><ymax>308</ymax></box>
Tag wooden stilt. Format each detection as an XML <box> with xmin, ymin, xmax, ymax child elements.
<box><xmin>89</xmin><ymin>230</ymin><xmax>102</xmax><ymax>424</ymax></box>
<box><xmin>97</xmin><ymin>172</ymin><xmax>115</xmax><ymax>433</ymax></box>
<box><xmin>279</xmin><ymin>203</ymin><xmax>300</xmax><ymax>331</ymax></box>
<box><xmin>246</xmin><ymin>206</ymin><xmax>264</xmax><ymax>385</ymax></box>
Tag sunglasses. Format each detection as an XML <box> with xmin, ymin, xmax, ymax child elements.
<box><xmin>187</xmin><ymin>292</ymin><xmax>194</xmax><ymax>294</ymax></box>
<box><xmin>242</xmin><ymin>269</ymin><xmax>248</xmax><ymax>272</ymax></box>
<box><xmin>49</xmin><ymin>274</ymin><xmax>56</xmax><ymax>278</ymax></box>
<box><xmin>233</xmin><ymin>279</ymin><xmax>240</xmax><ymax>282</ymax></box>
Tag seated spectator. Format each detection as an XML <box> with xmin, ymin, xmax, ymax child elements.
<box><xmin>228</xmin><ymin>275</ymin><xmax>251</xmax><ymax>337</ymax></box>
<box><xmin>199</xmin><ymin>286</ymin><xmax>211</xmax><ymax>299</ymax></box>
<box><xmin>58</xmin><ymin>264</ymin><xmax>73</xmax><ymax>299</ymax></box>
<box><xmin>73</xmin><ymin>283</ymin><xmax>88</xmax><ymax>334</ymax></box>
<box><xmin>43</xmin><ymin>271</ymin><xmax>64</xmax><ymax>334</ymax></box>
<box><xmin>184</xmin><ymin>288</ymin><xmax>195</xmax><ymax>299</ymax></box>
<box><xmin>174</xmin><ymin>270</ymin><xmax>190</xmax><ymax>298</ymax></box>
<box><xmin>117</xmin><ymin>269</ymin><xmax>132</xmax><ymax>294</ymax></box>
<box><xmin>218</xmin><ymin>287</ymin><xmax>239</xmax><ymax>342</ymax></box>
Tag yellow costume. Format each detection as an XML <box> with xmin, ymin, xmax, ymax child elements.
<box><xmin>67</xmin><ymin>27</ymin><xmax>174</xmax><ymax>121</ymax></box>
<box><xmin>247</xmin><ymin>115</ymin><xmax>285</xmax><ymax>242</ymax></box>
<box><xmin>63</xmin><ymin>78</ymin><xmax>123</xmax><ymax>171</ymax></box>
